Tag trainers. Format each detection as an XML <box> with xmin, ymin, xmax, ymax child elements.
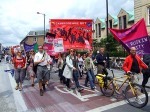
<box><xmin>67</xmin><ymin>87</ymin><xmax>71</xmax><ymax>91</ymax></box>
<box><xmin>91</xmin><ymin>87</ymin><xmax>95</xmax><ymax>90</ymax></box>
<box><xmin>78</xmin><ymin>87</ymin><xmax>84</xmax><ymax>92</ymax></box>
<box><xmin>19</xmin><ymin>87</ymin><xmax>22</xmax><ymax>91</ymax></box>
<box><xmin>15</xmin><ymin>86</ymin><xmax>19</xmax><ymax>90</ymax></box>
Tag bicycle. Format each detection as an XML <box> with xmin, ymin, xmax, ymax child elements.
<box><xmin>96</xmin><ymin>70</ymin><xmax>148</xmax><ymax>108</ymax></box>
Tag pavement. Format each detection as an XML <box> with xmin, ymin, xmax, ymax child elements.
<box><xmin>0</xmin><ymin>60</ymin><xmax>150</xmax><ymax>112</ymax></box>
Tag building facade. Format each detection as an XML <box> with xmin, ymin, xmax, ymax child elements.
<box><xmin>134</xmin><ymin>0</ymin><xmax>150</xmax><ymax>34</ymax></box>
<box><xmin>94</xmin><ymin>9</ymin><xmax>134</xmax><ymax>41</ymax></box>
<box><xmin>20</xmin><ymin>30</ymin><xmax>48</xmax><ymax>47</ymax></box>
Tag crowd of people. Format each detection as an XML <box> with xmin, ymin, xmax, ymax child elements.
<box><xmin>4</xmin><ymin>46</ymin><xmax>150</xmax><ymax>96</ymax></box>
<box><xmin>6</xmin><ymin>46</ymin><xmax>109</xmax><ymax>96</ymax></box>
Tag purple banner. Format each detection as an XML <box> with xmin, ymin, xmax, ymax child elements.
<box><xmin>24</xmin><ymin>43</ymin><xmax>35</xmax><ymax>52</ymax></box>
<box><xmin>125</xmin><ymin>36</ymin><xmax>150</xmax><ymax>55</ymax></box>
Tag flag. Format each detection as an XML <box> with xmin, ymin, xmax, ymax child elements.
<box><xmin>34</xmin><ymin>43</ymin><xmax>38</xmax><ymax>53</ymax></box>
<box><xmin>109</xmin><ymin>18</ymin><xmax>150</xmax><ymax>56</ymax></box>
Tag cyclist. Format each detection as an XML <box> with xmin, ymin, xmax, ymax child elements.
<box><xmin>123</xmin><ymin>47</ymin><xmax>148</xmax><ymax>74</ymax></box>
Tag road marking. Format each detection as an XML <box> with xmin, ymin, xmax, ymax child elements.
<box><xmin>54</xmin><ymin>86</ymin><xmax>69</xmax><ymax>93</ymax></box>
<box><xmin>87</xmin><ymin>92</ymin><xmax>150</xmax><ymax>112</ymax></box>
<box><xmin>7</xmin><ymin>65</ymin><xmax>28</xmax><ymax>112</ymax></box>
<box><xmin>55</xmin><ymin>85</ymin><xmax>101</xmax><ymax>101</ymax></box>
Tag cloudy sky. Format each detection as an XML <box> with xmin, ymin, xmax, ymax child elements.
<box><xmin>0</xmin><ymin>0</ymin><xmax>134</xmax><ymax>47</ymax></box>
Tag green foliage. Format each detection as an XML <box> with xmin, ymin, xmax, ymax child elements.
<box><xmin>92</xmin><ymin>34</ymin><xmax>128</xmax><ymax>57</ymax></box>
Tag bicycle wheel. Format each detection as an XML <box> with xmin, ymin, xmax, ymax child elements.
<box><xmin>124</xmin><ymin>83</ymin><xmax>148</xmax><ymax>108</ymax></box>
<box><xmin>100</xmin><ymin>77</ymin><xmax>115</xmax><ymax>97</ymax></box>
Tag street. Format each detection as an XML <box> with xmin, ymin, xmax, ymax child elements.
<box><xmin>0</xmin><ymin>61</ymin><xmax>150</xmax><ymax>112</ymax></box>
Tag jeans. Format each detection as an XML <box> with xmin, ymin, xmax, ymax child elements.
<box><xmin>85</xmin><ymin>69</ymin><xmax>95</xmax><ymax>89</ymax></box>
<box><xmin>66</xmin><ymin>78</ymin><xmax>70</xmax><ymax>88</ymax></box>
<box><xmin>59</xmin><ymin>69</ymin><xmax>66</xmax><ymax>84</ymax></box>
<box><xmin>73</xmin><ymin>70</ymin><xmax>81</xmax><ymax>88</ymax></box>
<box><xmin>142</xmin><ymin>68</ymin><xmax>150</xmax><ymax>88</ymax></box>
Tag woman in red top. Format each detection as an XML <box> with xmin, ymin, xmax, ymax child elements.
<box><xmin>13</xmin><ymin>49</ymin><xmax>26</xmax><ymax>91</ymax></box>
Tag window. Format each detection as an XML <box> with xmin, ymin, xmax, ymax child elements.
<box><xmin>123</xmin><ymin>15</ymin><xmax>127</xmax><ymax>29</ymax></box>
<box><xmin>109</xmin><ymin>20</ymin><xmax>112</xmax><ymax>28</ymax></box>
<box><xmin>119</xmin><ymin>17</ymin><xmax>122</xmax><ymax>29</ymax></box>
<box><xmin>33</xmin><ymin>37</ymin><xmax>37</xmax><ymax>42</ymax></box>
<box><xmin>95</xmin><ymin>24</ymin><xmax>97</xmax><ymax>38</ymax></box>
<box><xmin>148</xmin><ymin>7</ymin><xmax>150</xmax><ymax>25</ymax></box>
<box><xmin>98</xmin><ymin>23</ymin><xmax>101</xmax><ymax>37</ymax></box>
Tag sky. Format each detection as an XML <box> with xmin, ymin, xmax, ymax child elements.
<box><xmin>0</xmin><ymin>0</ymin><xmax>134</xmax><ymax>47</ymax></box>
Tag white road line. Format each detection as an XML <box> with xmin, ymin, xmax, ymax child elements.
<box><xmin>54</xmin><ymin>86</ymin><xmax>69</xmax><ymax>93</ymax></box>
<box><xmin>87</xmin><ymin>92</ymin><xmax>150</xmax><ymax>112</ymax></box>
<box><xmin>7</xmin><ymin>65</ymin><xmax>28</xmax><ymax>112</ymax></box>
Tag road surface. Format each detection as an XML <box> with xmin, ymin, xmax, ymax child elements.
<box><xmin>0</xmin><ymin>60</ymin><xmax>150</xmax><ymax>112</ymax></box>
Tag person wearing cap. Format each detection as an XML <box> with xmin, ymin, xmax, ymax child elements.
<box><xmin>34</xmin><ymin>45</ymin><xmax>50</xmax><ymax>96</ymax></box>
<box><xmin>12</xmin><ymin>48</ymin><xmax>26</xmax><ymax>91</ymax></box>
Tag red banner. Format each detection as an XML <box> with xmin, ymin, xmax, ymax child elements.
<box><xmin>109</xmin><ymin>18</ymin><xmax>150</xmax><ymax>56</ymax></box>
<box><xmin>50</xmin><ymin>19</ymin><xmax>93</xmax><ymax>50</ymax></box>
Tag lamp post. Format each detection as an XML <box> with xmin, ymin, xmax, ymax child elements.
<box><xmin>37</xmin><ymin>12</ymin><xmax>46</xmax><ymax>39</ymax></box>
<box><xmin>106</xmin><ymin>0</ymin><xmax>110</xmax><ymax>68</ymax></box>
<box><xmin>106</xmin><ymin>0</ymin><xmax>109</xmax><ymax>51</ymax></box>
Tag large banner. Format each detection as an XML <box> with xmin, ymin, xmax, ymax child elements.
<box><xmin>50</xmin><ymin>19</ymin><xmax>93</xmax><ymax>50</ymax></box>
<box><xmin>109</xmin><ymin>18</ymin><xmax>150</xmax><ymax>56</ymax></box>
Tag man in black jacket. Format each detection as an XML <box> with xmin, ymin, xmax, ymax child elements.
<box><xmin>96</xmin><ymin>47</ymin><xmax>107</xmax><ymax>74</ymax></box>
<box><xmin>142</xmin><ymin>54</ymin><xmax>150</xmax><ymax>89</ymax></box>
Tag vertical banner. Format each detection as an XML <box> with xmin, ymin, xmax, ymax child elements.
<box><xmin>109</xmin><ymin>18</ymin><xmax>150</xmax><ymax>56</ymax></box>
<box><xmin>43</xmin><ymin>32</ymin><xmax>56</xmax><ymax>56</ymax></box>
<box><xmin>53</xmin><ymin>38</ymin><xmax>64</xmax><ymax>52</ymax></box>
<box><xmin>50</xmin><ymin>19</ymin><xmax>93</xmax><ymax>50</ymax></box>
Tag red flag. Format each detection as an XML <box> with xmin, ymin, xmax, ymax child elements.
<box><xmin>109</xmin><ymin>18</ymin><xmax>150</xmax><ymax>56</ymax></box>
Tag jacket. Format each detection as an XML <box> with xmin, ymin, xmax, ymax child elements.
<box><xmin>84</xmin><ymin>57</ymin><xmax>95</xmax><ymax>70</ymax></box>
<box><xmin>63</xmin><ymin>55</ymin><xmax>73</xmax><ymax>79</ymax></box>
<box><xmin>123</xmin><ymin>55</ymin><xmax>148</xmax><ymax>73</ymax></box>
<box><xmin>96</xmin><ymin>53</ymin><xmax>106</xmax><ymax>66</ymax></box>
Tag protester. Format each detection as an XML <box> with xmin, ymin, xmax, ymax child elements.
<box><xmin>57</xmin><ymin>53</ymin><xmax>65</xmax><ymax>83</ymax></box>
<box><xmin>96</xmin><ymin>47</ymin><xmax>107</xmax><ymax>74</ymax></box>
<box><xmin>123</xmin><ymin>47</ymin><xmax>148</xmax><ymax>74</ymax></box>
<box><xmin>12</xmin><ymin>48</ymin><xmax>26</xmax><ymax>91</ymax></box>
<box><xmin>63</xmin><ymin>49</ymin><xmax>76</xmax><ymax>90</ymax></box>
<box><xmin>142</xmin><ymin>54</ymin><xmax>150</xmax><ymax>89</ymax></box>
<box><xmin>34</xmin><ymin>45</ymin><xmax>50</xmax><ymax>96</ymax></box>
<box><xmin>26</xmin><ymin>49</ymin><xmax>35</xmax><ymax>86</ymax></box>
<box><xmin>84</xmin><ymin>51</ymin><xmax>95</xmax><ymax>90</ymax></box>
<box><xmin>77</xmin><ymin>53</ymin><xmax>84</xmax><ymax>78</ymax></box>
<box><xmin>72</xmin><ymin>50</ymin><xmax>84</xmax><ymax>91</ymax></box>
<box><xmin>46</xmin><ymin>52</ymin><xmax>53</xmax><ymax>85</ymax></box>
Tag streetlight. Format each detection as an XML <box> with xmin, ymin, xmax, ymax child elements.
<box><xmin>106</xmin><ymin>0</ymin><xmax>109</xmax><ymax>51</ymax></box>
<box><xmin>106</xmin><ymin>0</ymin><xmax>110</xmax><ymax>68</ymax></box>
<box><xmin>37</xmin><ymin>12</ymin><xmax>46</xmax><ymax>39</ymax></box>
